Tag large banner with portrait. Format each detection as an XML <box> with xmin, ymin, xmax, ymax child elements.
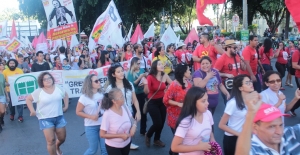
<box><xmin>41</xmin><ymin>0</ymin><xmax>78</xmax><ymax>40</ymax></box>
<box><xmin>8</xmin><ymin>61</ymin><xmax>130</xmax><ymax>106</ymax></box>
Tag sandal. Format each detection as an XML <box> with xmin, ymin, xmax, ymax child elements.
<box><xmin>56</xmin><ymin>150</ymin><xmax>63</xmax><ymax>155</ymax></box>
<box><xmin>289</xmin><ymin>84</ymin><xmax>294</xmax><ymax>88</ymax></box>
<box><xmin>285</xmin><ymin>83</ymin><xmax>290</xmax><ymax>86</ymax></box>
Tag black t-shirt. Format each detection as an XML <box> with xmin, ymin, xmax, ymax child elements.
<box><xmin>31</xmin><ymin>62</ymin><xmax>50</xmax><ymax>72</ymax></box>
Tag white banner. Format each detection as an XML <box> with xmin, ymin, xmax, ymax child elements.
<box><xmin>0</xmin><ymin>21</ymin><xmax>7</xmax><ymax>37</ymax></box>
<box><xmin>8</xmin><ymin>61</ymin><xmax>130</xmax><ymax>106</ymax></box>
<box><xmin>42</xmin><ymin>0</ymin><xmax>78</xmax><ymax>40</ymax></box>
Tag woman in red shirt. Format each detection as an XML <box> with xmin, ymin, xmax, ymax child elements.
<box><xmin>285</xmin><ymin>40</ymin><xmax>296</xmax><ymax>87</ymax></box>
<box><xmin>163</xmin><ymin>63</ymin><xmax>192</xmax><ymax>155</ymax></box>
<box><xmin>274</xmin><ymin>42</ymin><xmax>289</xmax><ymax>90</ymax></box>
<box><xmin>143</xmin><ymin>60</ymin><xmax>172</xmax><ymax>148</ymax></box>
<box><xmin>121</xmin><ymin>44</ymin><xmax>133</xmax><ymax>61</ymax></box>
<box><xmin>259</xmin><ymin>38</ymin><xmax>274</xmax><ymax>72</ymax></box>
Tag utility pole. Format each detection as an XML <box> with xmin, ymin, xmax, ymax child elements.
<box><xmin>242</xmin><ymin>0</ymin><xmax>248</xmax><ymax>30</ymax></box>
<box><xmin>78</xmin><ymin>20</ymin><xmax>81</xmax><ymax>43</ymax></box>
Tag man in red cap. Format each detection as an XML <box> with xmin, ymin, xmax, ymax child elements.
<box><xmin>235</xmin><ymin>90</ymin><xmax>300</xmax><ymax>155</ymax></box>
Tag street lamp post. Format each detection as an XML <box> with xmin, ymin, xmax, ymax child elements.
<box><xmin>159</xmin><ymin>8</ymin><xmax>169</xmax><ymax>36</ymax></box>
<box><xmin>170</xmin><ymin>2</ymin><xmax>173</xmax><ymax>29</ymax></box>
<box><xmin>78</xmin><ymin>20</ymin><xmax>81</xmax><ymax>43</ymax></box>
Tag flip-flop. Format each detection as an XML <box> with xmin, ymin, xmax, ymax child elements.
<box><xmin>289</xmin><ymin>84</ymin><xmax>294</xmax><ymax>87</ymax></box>
<box><xmin>56</xmin><ymin>150</ymin><xmax>63</xmax><ymax>155</ymax></box>
<box><xmin>285</xmin><ymin>83</ymin><xmax>290</xmax><ymax>86</ymax></box>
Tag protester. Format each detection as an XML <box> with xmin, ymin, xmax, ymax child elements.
<box><xmin>163</xmin><ymin>64</ymin><xmax>192</xmax><ymax>155</ymax></box>
<box><xmin>193</xmin><ymin>56</ymin><xmax>230</xmax><ymax>115</ymax></box>
<box><xmin>192</xmin><ymin>33</ymin><xmax>223</xmax><ymax>70</ymax></box>
<box><xmin>241</xmin><ymin>35</ymin><xmax>261</xmax><ymax>92</ymax></box>
<box><xmin>171</xmin><ymin>87</ymin><xmax>218</xmax><ymax>155</ymax></box>
<box><xmin>26</xmin><ymin>72</ymin><xmax>69</xmax><ymax>155</ymax></box>
<box><xmin>0</xmin><ymin>64</ymin><xmax>9</xmax><ymax>132</ymax></box>
<box><xmin>106</xmin><ymin>45</ymin><xmax>118</xmax><ymax>62</ymax></box>
<box><xmin>274</xmin><ymin>42</ymin><xmax>288</xmax><ymax>90</ymax></box>
<box><xmin>76</xmin><ymin>74</ymin><xmax>107</xmax><ymax>155</ymax></box>
<box><xmin>59</xmin><ymin>46</ymin><xmax>66</xmax><ymax>63</ymax></box>
<box><xmin>235</xmin><ymin>90</ymin><xmax>300</xmax><ymax>155</ymax></box>
<box><xmin>127</xmin><ymin>57</ymin><xmax>147</xmax><ymax>135</ymax></box>
<box><xmin>44</xmin><ymin>53</ymin><xmax>54</xmax><ymax>70</ymax></box>
<box><xmin>259</xmin><ymin>38</ymin><xmax>274</xmax><ymax>72</ymax></box>
<box><xmin>100</xmin><ymin>88</ymin><xmax>136</xmax><ymax>155</ymax></box>
<box><xmin>285</xmin><ymin>40</ymin><xmax>296</xmax><ymax>87</ymax></box>
<box><xmin>98</xmin><ymin>50</ymin><xmax>112</xmax><ymax>68</ymax></box>
<box><xmin>31</xmin><ymin>51</ymin><xmax>50</xmax><ymax>72</ymax></box>
<box><xmin>17</xmin><ymin>54</ymin><xmax>30</xmax><ymax>73</ymax></box>
<box><xmin>130</xmin><ymin>44</ymin><xmax>149</xmax><ymax>73</ymax></box>
<box><xmin>165</xmin><ymin>44</ymin><xmax>177</xmax><ymax>72</ymax></box>
<box><xmin>105</xmin><ymin>62</ymin><xmax>141</xmax><ymax>149</ymax></box>
<box><xmin>218</xmin><ymin>74</ymin><xmax>254</xmax><ymax>155</ymax></box>
<box><xmin>53</xmin><ymin>56</ymin><xmax>63</xmax><ymax>70</ymax></box>
<box><xmin>144</xmin><ymin>60</ymin><xmax>172</xmax><ymax>147</ymax></box>
<box><xmin>291</xmin><ymin>41</ymin><xmax>300</xmax><ymax>116</ymax></box>
<box><xmin>175</xmin><ymin>42</ymin><xmax>187</xmax><ymax>64</ymax></box>
<box><xmin>62</xmin><ymin>58</ymin><xmax>72</xmax><ymax>70</ymax></box>
<box><xmin>152</xmin><ymin>46</ymin><xmax>172</xmax><ymax>75</ymax></box>
<box><xmin>3</xmin><ymin>59</ymin><xmax>24</xmax><ymax>122</ymax></box>
<box><xmin>121</xmin><ymin>43</ymin><xmax>133</xmax><ymax>61</ymax></box>
<box><xmin>214</xmin><ymin>40</ymin><xmax>246</xmax><ymax>103</ymax></box>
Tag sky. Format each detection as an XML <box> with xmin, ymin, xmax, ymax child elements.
<box><xmin>0</xmin><ymin>0</ymin><xmax>19</xmax><ymax>11</ymax></box>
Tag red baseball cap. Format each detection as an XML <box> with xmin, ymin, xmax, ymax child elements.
<box><xmin>253</xmin><ymin>104</ymin><xmax>290</xmax><ymax>123</ymax></box>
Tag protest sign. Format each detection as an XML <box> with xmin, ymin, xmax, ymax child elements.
<box><xmin>42</xmin><ymin>0</ymin><xmax>78</xmax><ymax>40</ymax></box>
<box><xmin>8</xmin><ymin>61</ymin><xmax>130</xmax><ymax>106</ymax></box>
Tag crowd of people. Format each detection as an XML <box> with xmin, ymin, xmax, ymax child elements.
<box><xmin>1</xmin><ymin>32</ymin><xmax>300</xmax><ymax>155</ymax></box>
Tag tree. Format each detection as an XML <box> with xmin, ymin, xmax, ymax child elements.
<box><xmin>230</xmin><ymin>0</ymin><xmax>286</xmax><ymax>33</ymax></box>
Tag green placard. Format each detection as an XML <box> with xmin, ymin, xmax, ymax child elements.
<box><xmin>241</xmin><ymin>30</ymin><xmax>249</xmax><ymax>42</ymax></box>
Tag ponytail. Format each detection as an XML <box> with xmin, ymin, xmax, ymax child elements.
<box><xmin>101</xmin><ymin>88</ymin><xmax>121</xmax><ymax>110</ymax></box>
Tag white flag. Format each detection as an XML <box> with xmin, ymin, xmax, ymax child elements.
<box><xmin>125</xmin><ymin>24</ymin><xmax>133</xmax><ymax>41</ymax></box>
<box><xmin>70</xmin><ymin>35</ymin><xmax>79</xmax><ymax>49</ymax></box>
<box><xmin>0</xmin><ymin>21</ymin><xmax>7</xmax><ymax>37</ymax></box>
<box><xmin>144</xmin><ymin>23</ymin><xmax>155</xmax><ymax>39</ymax></box>
<box><xmin>88</xmin><ymin>0</ymin><xmax>122</xmax><ymax>54</ymax></box>
<box><xmin>160</xmin><ymin>25</ymin><xmax>177</xmax><ymax>49</ymax></box>
<box><xmin>109</xmin><ymin>26</ymin><xmax>124</xmax><ymax>48</ymax></box>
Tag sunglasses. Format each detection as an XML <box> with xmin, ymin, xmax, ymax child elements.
<box><xmin>268</xmin><ymin>79</ymin><xmax>281</xmax><ymax>84</ymax></box>
<box><xmin>229</xmin><ymin>46</ymin><xmax>238</xmax><ymax>50</ymax></box>
<box><xmin>137</xmin><ymin>62</ymin><xmax>141</xmax><ymax>65</ymax></box>
<box><xmin>93</xmin><ymin>80</ymin><xmax>100</xmax><ymax>83</ymax></box>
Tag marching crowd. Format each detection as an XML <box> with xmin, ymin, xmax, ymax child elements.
<box><xmin>1</xmin><ymin>33</ymin><xmax>300</xmax><ymax>155</ymax></box>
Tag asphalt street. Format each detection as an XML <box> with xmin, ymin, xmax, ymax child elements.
<box><xmin>1</xmin><ymin>59</ymin><xmax>299</xmax><ymax>155</ymax></box>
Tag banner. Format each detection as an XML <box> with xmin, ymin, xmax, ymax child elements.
<box><xmin>88</xmin><ymin>0</ymin><xmax>122</xmax><ymax>53</ymax></box>
<box><xmin>8</xmin><ymin>61</ymin><xmax>130</xmax><ymax>106</ymax></box>
<box><xmin>42</xmin><ymin>0</ymin><xmax>78</xmax><ymax>40</ymax></box>
<box><xmin>0</xmin><ymin>38</ymin><xmax>10</xmax><ymax>47</ymax></box>
<box><xmin>5</xmin><ymin>37</ymin><xmax>23</xmax><ymax>52</ymax></box>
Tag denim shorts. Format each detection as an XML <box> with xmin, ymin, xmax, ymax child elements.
<box><xmin>38</xmin><ymin>115</ymin><xmax>67</xmax><ymax>130</ymax></box>
<box><xmin>0</xmin><ymin>95</ymin><xmax>6</xmax><ymax>104</ymax></box>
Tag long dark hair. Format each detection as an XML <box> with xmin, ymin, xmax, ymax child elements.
<box><xmin>230</xmin><ymin>74</ymin><xmax>250</xmax><ymax>110</ymax></box>
<box><xmin>149</xmin><ymin>60</ymin><xmax>164</xmax><ymax>77</ymax></box>
<box><xmin>100</xmin><ymin>50</ymin><xmax>109</xmax><ymax>66</ymax></box>
<box><xmin>154</xmin><ymin>46</ymin><xmax>163</xmax><ymax>57</ymax></box>
<box><xmin>175</xmin><ymin>63</ymin><xmax>188</xmax><ymax>89</ymax></box>
<box><xmin>107</xmin><ymin>63</ymin><xmax>132</xmax><ymax>91</ymax></box>
<box><xmin>263</xmin><ymin>38</ymin><xmax>272</xmax><ymax>53</ymax></box>
<box><xmin>175</xmin><ymin>87</ymin><xmax>206</xmax><ymax>129</ymax></box>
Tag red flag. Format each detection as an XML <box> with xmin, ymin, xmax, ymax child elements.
<box><xmin>184</xmin><ymin>29</ymin><xmax>199</xmax><ymax>44</ymax></box>
<box><xmin>130</xmin><ymin>24</ymin><xmax>144</xmax><ymax>44</ymax></box>
<box><xmin>286</xmin><ymin>0</ymin><xmax>300</xmax><ymax>31</ymax></box>
<box><xmin>32</xmin><ymin>36</ymin><xmax>38</xmax><ymax>48</ymax></box>
<box><xmin>10</xmin><ymin>20</ymin><xmax>17</xmax><ymax>39</ymax></box>
<box><xmin>196</xmin><ymin>0</ymin><xmax>225</xmax><ymax>26</ymax></box>
<box><xmin>36</xmin><ymin>32</ymin><xmax>48</xmax><ymax>53</ymax></box>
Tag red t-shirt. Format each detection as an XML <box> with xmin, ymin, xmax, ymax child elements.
<box><xmin>242</xmin><ymin>46</ymin><xmax>258</xmax><ymax>75</ymax></box>
<box><xmin>193</xmin><ymin>44</ymin><xmax>218</xmax><ymax>70</ymax></box>
<box><xmin>175</xmin><ymin>49</ymin><xmax>192</xmax><ymax>64</ymax></box>
<box><xmin>259</xmin><ymin>47</ymin><xmax>274</xmax><ymax>65</ymax></box>
<box><xmin>292</xmin><ymin>50</ymin><xmax>300</xmax><ymax>78</ymax></box>
<box><xmin>276</xmin><ymin>49</ymin><xmax>289</xmax><ymax>64</ymax></box>
<box><xmin>147</xmin><ymin>75</ymin><xmax>167</xmax><ymax>99</ymax></box>
<box><xmin>124</xmin><ymin>52</ymin><xmax>133</xmax><ymax>61</ymax></box>
<box><xmin>214</xmin><ymin>53</ymin><xmax>241</xmax><ymax>81</ymax></box>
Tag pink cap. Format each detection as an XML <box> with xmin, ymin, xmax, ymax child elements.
<box><xmin>253</xmin><ymin>104</ymin><xmax>290</xmax><ymax>123</ymax></box>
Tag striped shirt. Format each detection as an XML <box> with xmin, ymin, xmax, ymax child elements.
<box><xmin>250</xmin><ymin>124</ymin><xmax>300</xmax><ymax>155</ymax></box>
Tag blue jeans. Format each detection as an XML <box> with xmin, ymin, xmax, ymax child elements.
<box><xmin>253</xmin><ymin>74</ymin><xmax>262</xmax><ymax>93</ymax></box>
<box><xmin>84</xmin><ymin>125</ymin><xmax>107</xmax><ymax>155</ymax></box>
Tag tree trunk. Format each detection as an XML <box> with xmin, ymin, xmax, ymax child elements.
<box><xmin>285</xmin><ymin>10</ymin><xmax>290</xmax><ymax>40</ymax></box>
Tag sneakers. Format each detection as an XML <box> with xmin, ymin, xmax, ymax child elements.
<box><xmin>130</xmin><ymin>143</ymin><xmax>139</xmax><ymax>150</ymax></box>
<box><xmin>154</xmin><ymin>140</ymin><xmax>165</xmax><ymax>147</ymax></box>
<box><xmin>18</xmin><ymin>116</ymin><xmax>23</xmax><ymax>123</ymax></box>
<box><xmin>10</xmin><ymin>115</ymin><xmax>14</xmax><ymax>121</ymax></box>
<box><xmin>145</xmin><ymin>135</ymin><xmax>150</xmax><ymax>147</ymax></box>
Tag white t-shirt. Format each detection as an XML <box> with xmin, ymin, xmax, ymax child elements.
<box><xmin>100</xmin><ymin>106</ymin><xmax>132</xmax><ymax>148</ymax></box>
<box><xmin>260</xmin><ymin>88</ymin><xmax>286</xmax><ymax>114</ymax></box>
<box><xmin>175</xmin><ymin>111</ymin><xmax>214</xmax><ymax>155</ymax></box>
<box><xmin>78</xmin><ymin>93</ymin><xmax>105</xmax><ymax>126</ymax></box>
<box><xmin>105</xmin><ymin>82</ymin><xmax>135</xmax><ymax>113</ymax></box>
<box><xmin>224</xmin><ymin>98</ymin><xmax>247</xmax><ymax>136</ymax></box>
<box><xmin>60</xmin><ymin>54</ymin><xmax>66</xmax><ymax>63</ymax></box>
<box><xmin>31</xmin><ymin>86</ymin><xmax>65</xmax><ymax>119</ymax></box>
<box><xmin>50</xmin><ymin>54</ymin><xmax>57</xmax><ymax>62</ymax></box>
